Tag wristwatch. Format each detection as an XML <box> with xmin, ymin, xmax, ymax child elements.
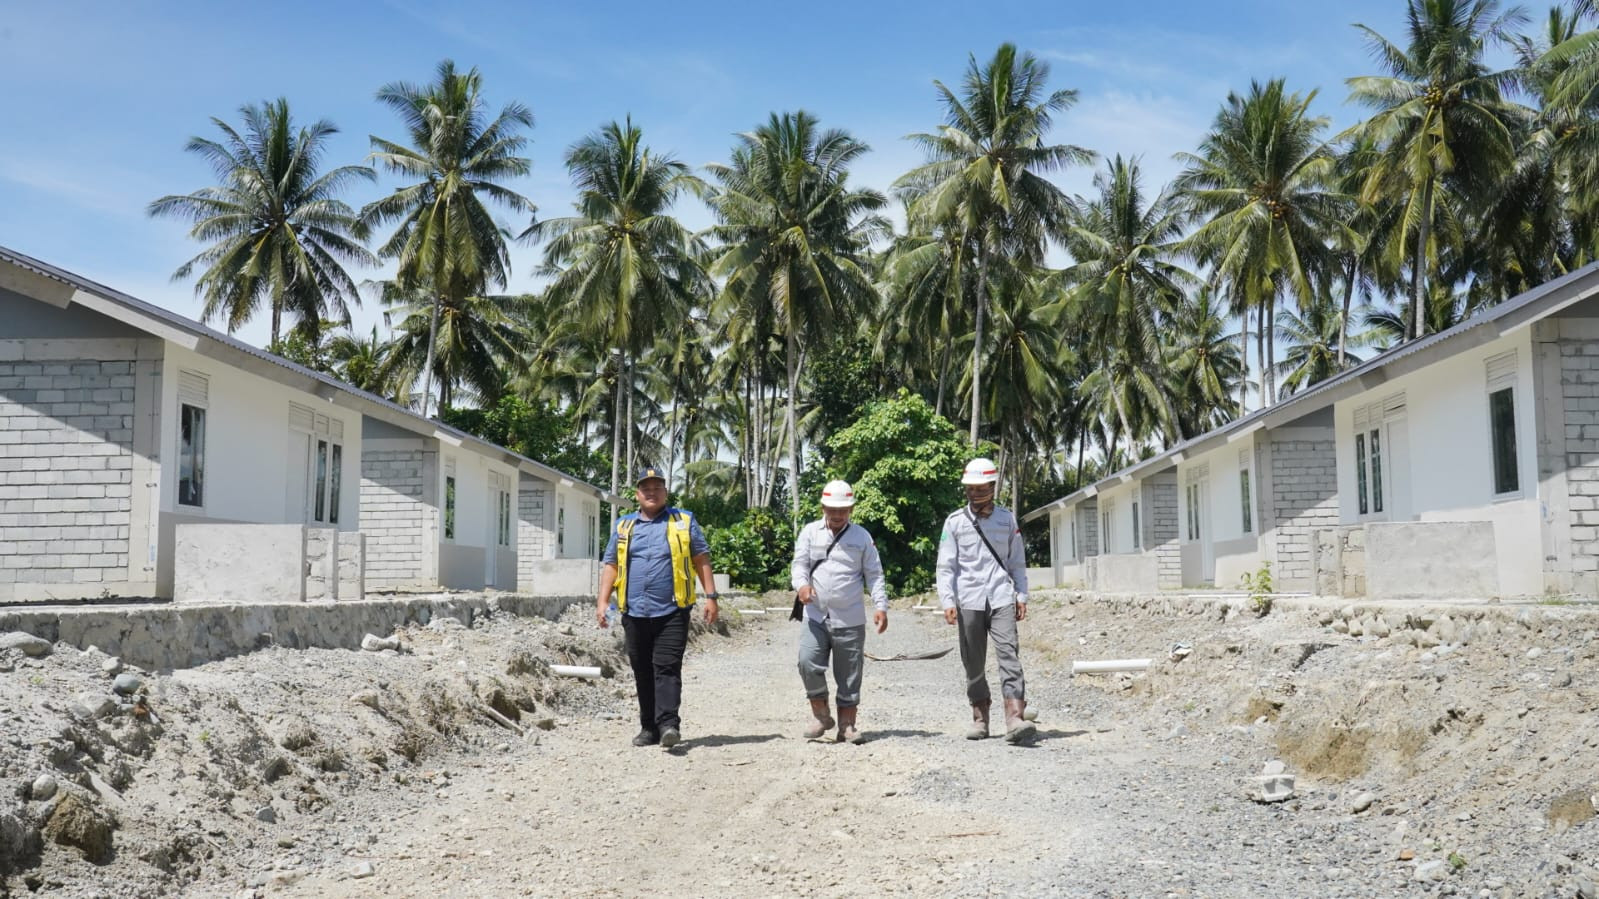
<box><xmin>703</xmin><ymin>592</ymin><xmax>720</xmax><ymax>601</ymax></box>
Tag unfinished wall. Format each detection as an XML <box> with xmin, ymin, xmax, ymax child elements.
<box><xmin>0</xmin><ymin>341</ymin><xmax>151</xmax><ymax>602</ymax></box>
<box><xmin>1267</xmin><ymin>426</ymin><xmax>1339</xmax><ymax>592</ymax></box>
<box><xmin>360</xmin><ymin>443</ymin><xmax>437</xmax><ymax>591</ymax></box>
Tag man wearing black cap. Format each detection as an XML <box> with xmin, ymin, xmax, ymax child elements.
<box><xmin>596</xmin><ymin>465</ymin><xmax>719</xmax><ymax>749</ymax></box>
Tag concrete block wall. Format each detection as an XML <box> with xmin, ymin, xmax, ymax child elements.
<box><xmin>517</xmin><ymin>480</ymin><xmax>552</xmax><ymax>591</ymax></box>
<box><xmin>0</xmin><ymin>358</ymin><xmax>137</xmax><ymax>594</ymax></box>
<box><xmin>1269</xmin><ymin>434</ymin><xmax>1339</xmax><ymax>592</ymax></box>
<box><xmin>1076</xmin><ymin>501</ymin><xmax>1099</xmax><ymax>557</ymax></box>
<box><xmin>360</xmin><ymin>447</ymin><xmax>434</xmax><ymax>589</ymax></box>
<box><xmin>338</xmin><ymin>531</ymin><xmax>365</xmax><ymax>600</ymax></box>
<box><xmin>1558</xmin><ymin>333</ymin><xmax>1599</xmax><ymax>580</ymax></box>
<box><xmin>1313</xmin><ymin>525</ymin><xmax>1367</xmax><ymax>598</ymax></box>
<box><xmin>1144</xmin><ymin>473</ymin><xmax>1181</xmax><ymax>588</ymax></box>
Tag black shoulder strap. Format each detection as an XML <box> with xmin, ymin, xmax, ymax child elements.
<box><xmin>808</xmin><ymin>523</ymin><xmax>850</xmax><ymax>578</ymax></box>
<box><xmin>964</xmin><ymin>510</ymin><xmax>1015</xmax><ymax>588</ymax></box>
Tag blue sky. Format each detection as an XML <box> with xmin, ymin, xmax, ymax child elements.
<box><xmin>0</xmin><ymin>0</ymin><xmax>1417</xmax><ymax>348</ymax></box>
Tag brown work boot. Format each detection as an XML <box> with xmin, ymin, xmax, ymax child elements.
<box><xmin>836</xmin><ymin>705</ymin><xmax>863</xmax><ymax>744</ymax></box>
<box><xmin>1004</xmin><ymin>698</ymin><xmax>1037</xmax><ymax>744</ymax></box>
<box><xmin>966</xmin><ymin>701</ymin><xmax>991</xmax><ymax>740</ymax></box>
<box><xmin>803</xmin><ymin>698</ymin><xmax>835</xmax><ymax>740</ymax></box>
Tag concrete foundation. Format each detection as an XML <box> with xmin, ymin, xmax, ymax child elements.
<box><xmin>173</xmin><ymin>524</ymin><xmax>306</xmax><ymax>604</ymax></box>
<box><xmin>521</xmin><ymin>559</ymin><xmax>598</xmax><ymax>596</ymax></box>
<box><xmin>1365</xmin><ymin>521</ymin><xmax>1499</xmax><ymax>600</ymax></box>
<box><xmin>0</xmin><ymin>593</ymin><xmax>586</xmax><ymax>671</ymax></box>
<box><xmin>1088</xmin><ymin>552</ymin><xmax>1160</xmax><ymax>593</ymax></box>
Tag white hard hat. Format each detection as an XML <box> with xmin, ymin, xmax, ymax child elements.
<box><xmin>820</xmin><ymin>479</ymin><xmax>856</xmax><ymax>508</ymax></box>
<box><xmin>961</xmin><ymin>458</ymin><xmax>1000</xmax><ymax>486</ymax></box>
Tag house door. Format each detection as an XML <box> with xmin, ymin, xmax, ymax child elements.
<box><xmin>1197</xmin><ymin>481</ymin><xmax>1215</xmax><ymax>584</ymax></box>
<box><xmin>286</xmin><ymin>431</ymin><xmax>311</xmax><ymax>523</ymax></box>
<box><xmin>484</xmin><ymin>497</ymin><xmax>497</xmax><ymax>588</ymax></box>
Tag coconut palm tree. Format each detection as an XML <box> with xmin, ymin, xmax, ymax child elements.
<box><xmin>362</xmin><ymin>60</ymin><xmax>535</xmax><ymax>418</ymax></box>
<box><xmin>1343</xmin><ymin>0</ymin><xmax>1530</xmax><ymax>340</ymax></box>
<box><xmin>1274</xmin><ymin>292</ymin><xmax>1373</xmax><ymax>397</ymax></box>
<box><xmin>707</xmin><ymin>111</ymin><xmax>888</xmax><ymax>524</ymax></box>
<box><xmin>149</xmin><ymin>98</ymin><xmax>376</xmax><ymax>344</ymax></box>
<box><xmin>373</xmin><ymin>282</ymin><xmax>535</xmax><ymax>411</ymax></box>
<box><xmin>1175</xmin><ymin>78</ymin><xmax>1352</xmax><ymax>406</ymax></box>
<box><xmin>896</xmin><ymin>43</ymin><xmax>1094</xmax><ymax>445</ymax></box>
<box><xmin>524</xmin><ymin>117</ymin><xmax>709</xmax><ymax>516</ymax></box>
<box><xmin>1164</xmin><ymin>287</ymin><xmax>1244</xmax><ymax>436</ymax></box>
<box><xmin>327</xmin><ymin>325</ymin><xmax>394</xmax><ymax>396</ymax></box>
<box><xmin>1062</xmin><ymin>155</ymin><xmax>1196</xmax><ymax>450</ymax></box>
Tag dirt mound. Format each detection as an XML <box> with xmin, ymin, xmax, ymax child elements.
<box><xmin>0</xmin><ymin>601</ymin><xmax>653</xmax><ymax>897</ymax></box>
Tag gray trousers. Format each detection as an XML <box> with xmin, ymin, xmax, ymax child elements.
<box><xmin>797</xmin><ymin>619</ymin><xmax>867</xmax><ymax>708</ymax></box>
<box><xmin>957</xmin><ymin>603</ymin><xmax>1026</xmax><ymax>704</ymax></box>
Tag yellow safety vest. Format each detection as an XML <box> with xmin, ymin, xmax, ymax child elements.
<box><xmin>613</xmin><ymin>510</ymin><xmax>696</xmax><ymax>612</ymax></box>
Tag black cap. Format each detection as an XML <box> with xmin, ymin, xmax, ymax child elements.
<box><xmin>635</xmin><ymin>465</ymin><xmax>667</xmax><ymax>486</ymax></box>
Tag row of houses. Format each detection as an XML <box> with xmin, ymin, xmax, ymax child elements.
<box><xmin>1027</xmin><ymin>261</ymin><xmax>1599</xmax><ymax>602</ymax></box>
<box><xmin>0</xmin><ymin>245</ymin><xmax>615</xmax><ymax>605</ymax></box>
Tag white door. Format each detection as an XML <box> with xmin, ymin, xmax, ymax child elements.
<box><xmin>286</xmin><ymin>432</ymin><xmax>310</xmax><ymax>523</ymax></box>
<box><xmin>485</xmin><ymin>490</ymin><xmax>498</xmax><ymax>588</ymax></box>
<box><xmin>1197</xmin><ymin>481</ymin><xmax>1215</xmax><ymax>584</ymax></box>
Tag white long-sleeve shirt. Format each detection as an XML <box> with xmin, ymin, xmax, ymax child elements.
<box><xmin>790</xmin><ymin>520</ymin><xmax>888</xmax><ymax>628</ymax></box>
<box><xmin>937</xmin><ymin>504</ymin><xmax>1029</xmax><ymax>611</ymax></box>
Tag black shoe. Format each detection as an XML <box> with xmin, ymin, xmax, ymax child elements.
<box><xmin>631</xmin><ymin>729</ymin><xmax>659</xmax><ymax>747</ymax></box>
<box><xmin>659</xmin><ymin>727</ymin><xmax>681</xmax><ymax>750</ymax></box>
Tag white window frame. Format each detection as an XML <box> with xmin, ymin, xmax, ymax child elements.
<box><xmin>177</xmin><ymin>370</ymin><xmax>208</xmax><ymax>509</ymax></box>
<box><xmin>1486</xmin><ymin>351</ymin><xmax>1521</xmax><ymax>499</ymax></box>
<box><xmin>1238</xmin><ymin>450</ymin><xmax>1254</xmax><ymax>535</ymax></box>
<box><xmin>289</xmin><ymin>403</ymin><xmax>345</xmax><ymax>526</ymax></box>
<box><xmin>556</xmin><ymin>495</ymin><xmax>567</xmax><ymax>557</ymax></box>
<box><xmin>1131</xmin><ymin>500</ymin><xmax>1142</xmax><ymax>551</ymax></box>
<box><xmin>1184</xmin><ymin>465</ymin><xmax>1208</xmax><ymax>543</ymax></box>
<box><xmin>1353</xmin><ymin>393</ymin><xmax>1405</xmax><ymax>520</ymax></box>
<box><xmin>491</xmin><ymin>471</ymin><xmax>513</xmax><ymax>547</ymax></box>
<box><xmin>443</xmin><ymin>457</ymin><xmax>457</xmax><ymax>542</ymax></box>
<box><xmin>1100</xmin><ymin>500</ymin><xmax>1114</xmax><ymax>555</ymax></box>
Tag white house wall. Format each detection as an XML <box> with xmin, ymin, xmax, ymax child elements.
<box><xmin>1333</xmin><ymin>329</ymin><xmax>1543</xmax><ymax>597</ymax></box>
<box><xmin>155</xmin><ymin>344</ymin><xmax>361</xmax><ymax>596</ymax></box>
<box><xmin>1178</xmin><ymin>437</ymin><xmax>1262</xmax><ymax>589</ymax></box>
<box><xmin>436</xmin><ymin>449</ymin><xmax>519</xmax><ymax>590</ymax></box>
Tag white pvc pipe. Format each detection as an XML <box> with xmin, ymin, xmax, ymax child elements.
<box><xmin>550</xmin><ymin>665</ymin><xmax>602</xmax><ymax>679</ymax></box>
<box><xmin>1071</xmin><ymin>658</ymin><xmax>1152</xmax><ymax>675</ymax></box>
<box><xmin>734</xmin><ymin>608</ymin><xmax>766</xmax><ymax>615</ymax></box>
<box><xmin>912</xmin><ymin>604</ymin><xmax>938</xmax><ymax>611</ymax></box>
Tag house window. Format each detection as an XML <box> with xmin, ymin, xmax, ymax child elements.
<box><xmin>1100</xmin><ymin>503</ymin><xmax>1112</xmax><ymax>554</ymax></box>
<box><xmin>497</xmin><ymin>489</ymin><xmax>512</xmax><ymax>547</ymax></box>
<box><xmin>1239</xmin><ymin>468</ymin><xmax>1253</xmax><ymax>534</ymax></box>
<box><xmin>289</xmin><ymin>403</ymin><xmax>344</xmax><ymax>525</ymax></box>
<box><xmin>1353</xmin><ymin>394</ymin><xmax>1404</xmax><ymax>518</ymax></box>
<box><xmin>1486</xmin><ymin>352</ymin><xmax>1520</xmax><ymax>497</ymax></box>
<box><xmin>1355</xmin><ymin>432</ymin><xmax>1368</xmax><ymax>515</ymax></box>
<box><xmin>557</xmin><ymin>501</ymin><xmax>567</xmax><ymax>557</ymax></box>
<box><xmin>1185</xmin><ymin>483</ymin><xmax>1198</xmax><ymax>541</ymax></box>
<box><xmin>587</xmin><ymin>506</ymin><xmax>599</xmax><ymax>558</ymax></box>
<box><xmin>444</xmin><ymin>476</ymin><xmax>457</xmax><ymax>540</ymax></box>
<box><xmin>178</xmin><ymin>404</ymin><xmax>206</xmax><ymax>507</ymax></box>
<box><xmin>329</xmin><ymin>444</ymin><xmax>342</xmax><ymax>525</ymax></box>
<box><xmin>1489</xmin><ymin>388</ymin><xmax>1518</xmax><ymax>495</ymax></box>
<box><xmin>1131</xmin><ymin>501</ymin><xmax>1141</xmax><ymax>550</ymax></box>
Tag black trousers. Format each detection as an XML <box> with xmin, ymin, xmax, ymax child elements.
<box><xmin>622</xmin><ymin>607</ymin><xmax>690</xmax><ymax>732</ymax></box>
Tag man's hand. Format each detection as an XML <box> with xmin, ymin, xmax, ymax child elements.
<box><xmin>702</xmin><ymin>597</ymin><xmax>719</xmax><ymax>627</ymax></box>
<box><xmin>1016</xmin><ymin>602</ymin><xmax>1027</xmax><ymax>622</ymax></box>
<box><xmin>873</xmin><ymin>610</ymin><xmax>888</xmax><ymax>634</ymax></box>
<box><xmin>595</xmin><ymin>600</ymin><xmax>610</xmax><ymax>629</ymax></box>
<box><xmin>943</xmin><ymin>607</ymin><xmax>958</xmax><ymax>626</ymax></box>
<box><xmin>797</xmin><ymin>585</ymin><xmax>816</xmax><ymax>605</ymax></box>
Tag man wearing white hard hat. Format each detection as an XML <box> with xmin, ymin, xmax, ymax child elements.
<box><xmin>790</xmin><ymin>479</ymin><xmax>888</xmax><ymax>743</ymax></box>
<box><xmin>937</xmin><ymin>457</ymin><xmax>1035</xmax><ymax>744</ymax></box>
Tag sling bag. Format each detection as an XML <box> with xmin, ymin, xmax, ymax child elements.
<box><xmin>791</xmin><ymin>523</ymin><xmax>851</xmax><ymax>621</ymax></box>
